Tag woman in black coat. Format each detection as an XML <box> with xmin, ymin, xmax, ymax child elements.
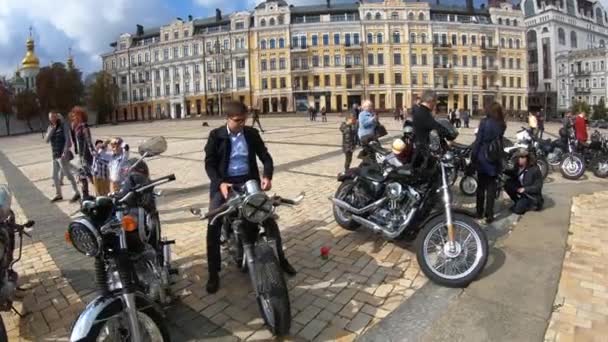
<box><xmin>504</xmin><ymin>149</ymin><xmax>544</xmax><ymax>215</ymax></box>
<box><xmin>472</xmin><ymin>103</ymin><xmax>507</xmax><ymax>224</ymax></box>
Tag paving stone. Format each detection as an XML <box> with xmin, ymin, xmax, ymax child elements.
<box><xmin>345</xmin><ymin>312</ymin><xmax>373</xmax><ymax>334</ymax></box>
<box><xmin>298</xmin><ymin>319</ymin><xmax>328</xmax><ymax>340</ymax></box>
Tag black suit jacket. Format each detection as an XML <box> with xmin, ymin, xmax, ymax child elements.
<box><xmin>204</xmin><ymin>126</ymin><xmax>273</xmax><ymax>192</ymax></box>
<box><xmin>505</xmin><ymin>164</ymin><xmax>544</xmax><ymax>202</ymax></box>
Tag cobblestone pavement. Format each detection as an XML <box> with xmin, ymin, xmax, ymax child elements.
<box><xmin>0</xmin><ymin>116</ymin><xmax>602</xmax><ymax>341</ymax></box>
<box><xmin>545</xmin><ymin>191</ymin><xmax>608</xmax><ymax>342</ymax></box>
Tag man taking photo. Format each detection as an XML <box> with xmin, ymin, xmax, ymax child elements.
<box><xmin>203</xmin><ymin>101</ymin><xmax>295</xmax><ymax>294</ymax></box>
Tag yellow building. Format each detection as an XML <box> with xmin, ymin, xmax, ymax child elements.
<box><xmin>102</xmin><ymin>0</ymin><xmax>527</xmax><ymax>119</ymax></box>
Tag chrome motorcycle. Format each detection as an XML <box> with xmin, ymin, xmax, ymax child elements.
<box><xmin>503</xmin><ymin>127</ymin><xmax>550</xmax><ymax>179</ymax></box>
<box><xmin>331</xmin><ymin>125</ymin><xmax>489</xmax><ymax>287</ymax></box>
<box><xmin>68</xmin><ymin>137</ymin><xmax>176</xmax><ymax>342</ymax></box>
<box><xmin>191</xmin><ymin>181</ymin><xmax>304</xmax><ymax>336</ymax></box>
<box><xmin>0</xmin><ymin>185</ymin><xmax>34</xmax><ymax>342</ymax></box>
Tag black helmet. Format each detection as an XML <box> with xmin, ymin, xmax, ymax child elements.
<box><xmin>435</xmin><ymin>118</ymin><xmax>459</xmax><ymax>141</ymax></box>
<box><xmin>559</xmin><ymin>127</ymin><xmax>568</xmax><ymax>139</ymax></box>
<box><xmin>122</xmin><ymin>158</ymin><xmax>151</xmax><ymax>189</ymax></box>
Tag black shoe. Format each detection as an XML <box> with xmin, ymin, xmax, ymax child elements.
<box><xmin>484</xmin><ymin>216</ymin><xmax>494</xmax><ymax>225</ymax></box>
<box><xmin>280</xmin><ymin>259</ymin><xmax>297</xmax><ymax>276</ymax></box>
<box><xmin>50</xmin><ymin>195</ymin><xmax>63</xmax><ymax>203</ymax></box>
<box><xmin>206</xmin><ymin>273</ymin><xmax>220</xmax><ymax>294</ymax></box>
<box><xmin>69</xmin><ymin>194</ymin><xmax>81</xmax><ymax>203</ymax></box>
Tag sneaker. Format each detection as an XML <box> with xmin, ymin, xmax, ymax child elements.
<box><xmin>50</xmin><ymin>195</ymin><xmax>63</xmax><ymax>203</ymax></box>
<box><xmin>69</xmin><ymin>194</ymin><xmax>81</xmax><ymax>203</ymax></box>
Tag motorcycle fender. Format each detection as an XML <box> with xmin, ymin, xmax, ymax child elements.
<box><xmin>70</xmin><ymin>292</ymin><xmax>163</xmax><ymax>342</ymax></box>
<box><xmin>338</xmin><ymin>168</ymin><xmax>359</xmax><ymax>182</ymax></box>
<box><xmin>419</xmin><ymin>209</ymin><xmax>477</xmax><ymax>229</ymax></box>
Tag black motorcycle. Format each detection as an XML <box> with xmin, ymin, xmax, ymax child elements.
<box><xmin>588</xmin><ymin>131</ymin><xmax>608</xmax><ymax>178</ymax></box>
<box><xmin>331</xmin><ymin>123</ymin><xmax>489</xmax><ymax>287</ymax></box>
<box><xmin>68</xmin><ymin>137</ymin><xmax>176</xmax><ymax>341</ymax></box>
<box><xmin>448</xmin><ymin>142</ymin><xmax>478</xmax><ymax>197</ymax></box>
<box><xmin>503</xmin><ymin>127</ymin><xmax>550</xmax><ymax>179</ymax></box>
<box><xmin>191</xmin><ymin>181</ymin><xmax>304</xmax><ymax>336</ymax></box>
<box><xmin>0</xmin><ymin>185</ymin><xmax>34</xmax><ymax>342</ymax></box>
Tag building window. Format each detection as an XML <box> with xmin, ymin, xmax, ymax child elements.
<box><xmin>269</xmin><ymin>39</ymin><xmax>276</xmax><ymax>49</ymax></box>
<box><xmin>260</xmin><ymin>19</ymin><xmax>266</xmax><ymax>27</ymax></box>
<box><xmin>510</xmin><ymin>77</ymin><xmax>514</xmax><ymax>87</ymax></box>
<box><xmin>517</xmin><ymin>77</ymin><xmax>522</xmax><ymax>88</ymax></box>
<box><xmin>354</xmin><ymin>33</ymin><xmax>360</xmax><ymax>45</ymax></box>
<box><xmin>516</xmin><ymin>58</ymin><xmax>521</xmax><ymax>69</ymax></box>
<box><xmin>462</xmin><ymin>56</ymin><xmax>468</xmax><ymax>67</ymax></box>
<box><xmin>461</xmin><ymin>35</ymin><xmax>467</xmax><ymax>45</ymax></box>
<box><xmin>174</xmin><ymin>83</ymin><xmax>180</xmax><ymax>95</ymax></box>
<box><xmin>291</xmin><ymin>36</ymin><xmax>298</xmax><ymax>48</ymax></box>
<box><xmin>270</xmin><ymin>59</ymin><xmax>277</xmax><ymax>70</ymax></box>
<box><xmin>391</xmin><ymin>12</ymin><xmax>399</xmax><ymax>20</ymax></box>
<box><xmin>378</xmin><ymin>73</ymin><xmax>385</xmax><ymax>85</ymax></box>
<box><xmin>334</xmin><ymin>55</ymin><xmax>341</xmax><ymax>66</ymax></box>
<box><xmin>324</xmin><ymin>75</ymin><xmax>330</xmax><ymax>86</ymax></box>
<box><xmin>418</xmin><ymin>13</ymin><xmax>424</xmax><ymax>20</ymax></box>
<box><xmin>368</xmin><ymin>53</ymin><xmax>374</xmax><ymax>65</ymax></box>
<box><xmin>173</xmin><ymin>47</ymin><xmax>179</xmax><ymax>59</ymax></box>
<box><xmin>377</xmin><ymin>33</ymin><xmax>383</xmax><ymax>44</ymax></box>
<box><xmin>300</xmin><ymin>36</ymin><xmax>307</xmax><ymax>48</ymax></box>
<box><xmin>334</xmin><ymin>33</ymin><xmax>340</xmax><ymax>45</ymax></box>
<box><xmin>411</xmin><ymin>54</ymin><xmax>417</xmax><ymax>65</ymax></box>
<box><xmin>324</xmin><ymin>55</ymin><xmax>330</xmax><ymax>66</ymax></box>
<box><xmin>558</xmin><ymin>28</ymin><xmax>566</xmax><ymax>45</ymax></box>
<box><xmin>472</xmin><ymin>35</ymin><xmax>477</xmax><ymax>45</ymax></box>
<box><xmin>452</xmin><ymin>34</ymin><xmax>457</xmax><ymax>46</ymax></box>
<box><xmin>173</xmin><ymin>31</ymin><xmax>178</xmax><ymax>39</ymax></box>
<box><xmin>410</xmin><ymin>33</ymin><xmax>416</xmax><ymax>44</ymax></box>
<box><xmin>271</xmin><ymin>78</ymin><xmax>277</xmax><ymax>89</ymax></box>
<box><xmin>235</xmin><ymin>22</ymin><xmax>244</xmax><ymax>30</ymax></box>
<box><xmin>279</xmin><ymin>38</ymin><xmax>285</xmax><ymax>48</ymax></box>
<box><xmin>313</xmin><ymin>76</ymin><xmax>320</xmax><ymax>87</ymax></box>
<box><xmin>183</xmin><ymin>45</ymin><xmax>189</xmax><ymax>57</ymax></box>
<box><xmin>571</xmin><ymin>31</ymin><xmax>577</xmax><ymax>48</ymax></box>
<box><xmin>366</xmin><ymin>12</ymin><xmax>372</xmax><ymax>20</ymax></box>
<box><xmin>421</xmin><ymin>33</ymin><xmax>427</xmax><ymax>44</ymax></box>
<box><xmin>323</xmin><ymin>34</ymin><xmax>329</xmax><ymax>45</ymax></box>
<box><xmin>508</xmin><ymin>38</ymin><xmax>513</xmax><ymax>49</ymax></box>
<box><xmin>345</xmin><ymin>33</ymin><xmax>351</xmax><ymax>46</ymax></box>
<box><xmin>262</xmin><ymin>79</ymin><xmax>268</xmax><ymax>89</ymax></box>
<box><xmin>345</xmin><ymin>55</ymin><xmax>352</xmax><ymax>66</ymax></box>
<box><xmin>377</xmin><ymin>53</ymin><xmax>384</xmax><ymax>65</ymax></box>
<box><xmin>312</xmin><ymin>56</ymin><xmax>319</xmax><ymax>67</ymax></box>
<box><xmin>473</xmin><ymin>75</ymin><xmax>478</xmax><ymax>86</ymax></box>
<box><xmin>368</xmin><ymin>73</ymin><xmax>374</xmax><ymax>85</ymax></box>
<box><xmin>394</xmin><ymin>53</ymin><xmax>402</xmax><ymax>65</ymax></box>
<box><xmin>354</xmin><ymin>55</ymin><xmax>361</xmax><ymax>65</ymax></box>
<box><xmin>375</xmin><ymin>12</ymin><xmax>381</xmax><ymax>20</ymax></box>
<box><xmin>395</xmin><ymin>73</ymin><xmax>402</xmax><ymax>85</ymax></box>
<box><xmin>367</xmin><ymin>33</ymin><xmax>373</xmax><ymax>44</ymax></box>
<box><xmin>279</xmin><ymin>58</ymin><xmax>286</xmax><ymax>70</ymax></box>
<box><xmin>393</xmin><ymin>32</ymin><xmax>401</xmax><ymax>43</ymax></box>
<box><xmin>335</xmin><ymin>74</ymin><xmax>342</xmax><ymax>86</ymax></box>
<box><xmin>312</xmin><ymin>35</ymin><xmax>318</xmax><ymax>46</ymax></box>
<box><xmin>472</xmin><ymin>56</ymin><xmax>478</xmax><ymax>67</ymax></box>
<box><xmin>412</xmin><ymin>73</ymin><xmax>418</xmax><ymax>85</ymax></box>
<box><xmin>463</xmin><ymin>75</ymin><xmax>468</xmax><ymax>86</ymax></box>
<box><xmin>501</xmin><ymin>58</ymin><xmax>506</xmax><ymax>68</ymax></box>
<box><xmin>237</xmin><ymin>77</ymin><xmax>246</xmax><ymax>88</ymax></box>
<box><xmin>261</xmin><ymin>60</ymin><xmax>267</xmax><ymax>71</ymax></box>
<box><xmin>509</xmin><ymin>58</ymin><xmax>513</xmax><ymax>69</ymax></box>
<box><xmin>516</xmin><ymin>39</ymin><xmax>521</xmax><ymax>49</ymax></box>
<box><xmin>164</xmin><ymin>33</ymin><xmax>169</xmax><ymax>41</ymax></box>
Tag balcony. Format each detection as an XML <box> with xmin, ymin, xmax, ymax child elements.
<box><xmin>433</xmin><ymin>43</ymin><xmax>452</xmax><ymax>50</ymax></box>
<box><xmin>482</xmin><ymin>65</ymin><xmax>499</xmax><ymax>72</ymax></box>
<box><xmin>574</xmin><ymin>70</ymin><xmax>592</xmax><ymax>77</ymax></box>
<box><xmin>434</xmin><ymin>64</ymin><xmax>452</xmax><ymax>70</ymax></box>
<box><xmin>344</xmin><ymin>43</ymin><xmax>361</xmax><ymax>50</ymax></box>
<box><xmin>345</xmin><ymin>64</ymin><xmax>363</xmax><ymax>71</ymax></box>
<box><xmin>481</xmin><ymin>44</ymin><xmax>498</xmax><ymax>51</ymax></box>
<box><xmin>574</xmin><ymin>87</ymin><xmax>591</xmax><ymax>94</ymax></box>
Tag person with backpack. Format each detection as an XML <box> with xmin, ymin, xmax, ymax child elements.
<box><xmin>472</xmin><ymin>102</ymin><xmax>507</xmax><ymax>224</ymax></box>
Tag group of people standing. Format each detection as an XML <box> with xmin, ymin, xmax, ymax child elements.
<box><xmin>308</xmin><ymin>106</ymin><xmax>328</xmax><ymax>122</ymax></box>
<box><xmin>448</xmin><ymin>108</ymin><xmax>470</xmax><ymax>128</ymax></box>
<box><xmin>45</xmin><ymin>107</ymin><xmax>130</xmax><ymax>203</ymax></box>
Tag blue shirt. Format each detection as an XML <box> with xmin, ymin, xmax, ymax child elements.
<box><xmin>227</xmin><ymin>127</ymin><xmax>250</xmax><ymax>177</ymax></box>
<box><xmin>358</xmin><ymin>110</ymin><xmax>376</xmax><ymax>139</ymax></box>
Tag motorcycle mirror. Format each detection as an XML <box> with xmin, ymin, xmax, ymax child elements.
<box><xmin>138</xmin><ymin>136</ymin><xmax>168</xmax><ymax>156</ymax></box>
<box><xmin>24</xmin><ymin>220</ymin><xmax>35</xmax><ymax>228</ymax></box>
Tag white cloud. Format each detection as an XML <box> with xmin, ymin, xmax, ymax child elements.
<box><xmin>0</xmin><ymin>0</ymin><xmax>175</xmax><ymax>77</ymax></box>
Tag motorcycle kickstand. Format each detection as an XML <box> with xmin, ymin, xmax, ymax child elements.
<box><xmin>11</xmin><ymin>305</ymin><xmax>26</xmax><ymax>318</ymax></box>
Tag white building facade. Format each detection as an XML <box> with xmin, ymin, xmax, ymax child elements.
<box><xmin>556</xmin><ymin>49</ymin><xmax>608</xmax><ymax>112</ymax></box>
<box><xmin>522</xmin><ymin>0</ymin><xmax>608</xmax><ymax>117</ymax></box>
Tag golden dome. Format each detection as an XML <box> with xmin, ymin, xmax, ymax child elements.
<box><xmin>21</xmin><ymin>36</ymin><xmax>40</xmax><ymax>69</ymax></box>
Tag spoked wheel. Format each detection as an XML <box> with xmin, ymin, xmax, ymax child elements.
<box><xmin>333</xmin><ymin>181</ymin><xmax>360</xmax><ymax>231</ymax></box>
<box><xmin>416</xmin><ymin>214</ymin><xmax>489</xmax><ymax>288</ymax></box>
<box><xmin>537</xmin><ymin>157</ymin><xmax>550</xmax><ymax>179</ymax></box>
<box><xmin>593</xmin><ymin>159</ymin><xmax>608</xmax><ymax>178</ymax></box>
<box><xmin>93</xmin><ymin>310</ymin><xmax>170</xmax><ymax>342</ymax></box>
<box><xmin>459</xmin><ymin>176</ymin><xmax>478</xmax><ymax>197</ymax></box>
<box><xmin>253</xmin><ymin>244</ymin><xmax>291</xmax><ymax>336</ymax></box>
<box><xmin>560</xmin><ymin>154</ymin><xmax>586</xmax><ymax>180</ymax></box>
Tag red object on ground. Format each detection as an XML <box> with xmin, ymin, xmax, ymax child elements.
<box><xmin>320</xmin><ymin>246</ymin><xmax>330</xmax><ymax>259</ymax></box>
<box><xmin>574</xmin><ymin>115</ymin><xmax>588</xmax><ymax>143</ymax></box>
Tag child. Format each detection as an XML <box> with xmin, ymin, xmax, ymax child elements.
<box><xmin>108</xmin><ymin>138</ymin><xmax>130</xmax><ymax>193</ymax></box>
<box><xmin>340</xmin><ymin>114</ymin><xmax>358</xmax><ymax>172</ymax></box>
<box><xmin>92</xmin><ymin>140</ymin><xmax>112</xmax><ymax>196</ymax></box>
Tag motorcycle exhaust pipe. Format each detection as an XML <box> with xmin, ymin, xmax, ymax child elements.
<box><xmin>330</xmin><ymin>197</ymin><xmax>387</xmax><ymax>215</ymax></box>
<box><xmin>162</xmin><ymin>239</ymin><xmax>172</xmax><ymax>268</ymax></box>
<box><xmin>351</xmin><ymin>215</ymin><xmax>385</xmax><ymax>234</ymax></box>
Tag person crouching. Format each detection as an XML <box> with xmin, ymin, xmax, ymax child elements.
<box><xmin>504</xmin><ymin>149</ymin><xmax>544</xmax><ymax>215</ymax></box>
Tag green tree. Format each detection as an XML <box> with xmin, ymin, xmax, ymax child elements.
<box><xmin>14</xmin><ymin>89</ymin><xmax>40</xmax><ymax>132</ymax></box>
<box><xmin>0</xmin><ymin>81</ymin><xmax>13</xmax><ymax>136</ymax></box>
<box><xmin>572</xmin><ymin>100</ymin><xmax>591</xmax><ymax>116</ymax></box>
<box><xmin>36</xmin><ymin>62</ymin><xmax>84</xmax><ymax>115</ymax></box>
<box><xmin>87</xmin><ymin>71</ymin><xmax>119</xmax><ymax>124</ymax></box>
<box><xmin>592</xmin><ymin>98</ymin><xmax>607</xmax><ymax>120</ymax></box>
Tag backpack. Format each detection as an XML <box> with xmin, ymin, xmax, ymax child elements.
<box><xmin>479</xmin><ymin>119</ymin><xmax>502</xmax><ymax>163</ymax></box>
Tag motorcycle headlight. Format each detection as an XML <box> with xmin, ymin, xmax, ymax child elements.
<box><xmin>386</xmin><ymin>182</ymin><xmax>404</xmax><ymax>201</ymax></box>
<box><xmin>67</xmin><ymin>219</ymin><xmax>102</xmax><ymax>257</ymax></box>
<box><xmin>241</xmin><ymin>193</ymin><xmax>274</xmax><ymax>224</ymax></box>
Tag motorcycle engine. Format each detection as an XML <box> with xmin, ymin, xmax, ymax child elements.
<box><xmin>369</xmin><ymin>183</ymin><xmax>420</xmax><ymax>231</ymax></box>
<box><xmin>547</xmin><ymin>148</ymin><xmax>564</xmax><ymax>164</ymax></box>
<box><xmin>133</xmin><ymin>247</ymin><xmax>165</xmax><ymax>302</ymax></box>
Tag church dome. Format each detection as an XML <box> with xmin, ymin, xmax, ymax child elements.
<box><xmin>21</xmin><ymin>36</ymin><xmax>40</xmax><ymax>69</ymax></box>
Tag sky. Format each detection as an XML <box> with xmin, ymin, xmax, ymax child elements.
<box><xmin>0</xmin><ymin>0</ymin><xmax>600</xmax><ymax>79</ymax></box>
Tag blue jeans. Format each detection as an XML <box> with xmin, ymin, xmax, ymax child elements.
<box><xmin>52</xmin><ymin>157</ymin><xmax>79</xmax><ymax>197</ymax></box>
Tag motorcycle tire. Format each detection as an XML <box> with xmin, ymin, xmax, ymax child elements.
<box><xmin>537</xmin><ymin>157</ymin><xmax>550</xmax><ymax>179</ymax></box>
<box><xmin>560</xmin><ymin>154</ymin><xmax>586</xmax><ymax>180</ymax></box>
<box><xmin>0</xmin><ymin>316</ymin><xmax>7</xmax><ymax>342</ymax></box>
<box><xmin>85</xmin><ymin>306</ymin><xmax>171</xmax><ymax>342</ymax></box>
<box><xmin>459</xmin><ymin>175</ymin><xmax>478</xmax><ymax>197</ymax></box>
<box><xmin>333</xmin><ymin>181</ymin><xmax>360</xmax><ymax>231</ymax></box>
<box><xmin>593</xmin><ymin>159</ymin><xmax>608</xmax><ymax>178</ymax></box>
<box><xmin>253</xmin><ymin>243</ymin><xmax>291</xmax><ymax>336</ymax></box>
<box><xmin>416</xmin><ymin>213</ymin><xmax>489</xmax><ymax>288</ymax></box>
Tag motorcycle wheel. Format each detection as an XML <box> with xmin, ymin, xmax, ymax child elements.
<box><xmin>416</xmin><ymin>213</ymin><xmax>489</xmax><ymax>288</ymax></box>
<box><xmin>87</xmin><ymin>308</ymin><xmax>171</xmax><ymax>342</ymax></box>
<box><xmin>560</xmin><ymin>154</ymin><xmax>586</xmax><ymax>180</ymax></box>
<box><xmin>253</xmin><ymin>243</ymin><xmax>291</xmax><ymax>336</ymax></box>
<box><xmin>459</xmin><ymin>175</ymin><xmax>478</xmax><ymax>197</ymax></box>
<box><xmin>333</xmin><ymin>181</ymin><xmax>360</xmax><ymax>231</ymax></box>
<box><xmin>0</xmin><ymin>316</ymin><xmax>7</xmax><ymax>342</ymax></box>
<box><xmin>537</xmin><ymin>157</ymin><xmax>550</xmax><ymax>179</ymax></box>
<box><xmin>593</xmin><ymin>159</ymin><xmax>608</xmax><ymax>178</ymax></box>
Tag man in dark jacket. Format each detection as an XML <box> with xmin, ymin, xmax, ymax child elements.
<box><xmin>44</xmin><ymin>111</ymin><xmax>80</xmax><ymax>203</ymax></box>
<box><xmin>411</xmin><ymin>90</ymin><xmax>447</xmax><ymax>169</ymax></box>
<box><xmin>504</xmin><ymin>149</ymin><xmax>544</xmax><ymax>215</ymax></box>
<box><xmin>204</xmin><ymin>101</ymin><xmax>295</xmax><ymax>294</ymax></box>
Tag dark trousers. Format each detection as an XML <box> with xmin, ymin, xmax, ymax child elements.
<box><xmin>252</xmin><ymin>118</ymin><xmax>264</xmax><ymax>132</ymax></box>
<box><xmin>464</xmin><ymin>119</ymin><xmax>469</xmax><ymax>128</ymax></box>
<box><xmin>207</xmin><ymin>183</ymin><xmax>288</xmax><ymax>275</ymax></box>
<box><xmin>322</xmin><ymin>114</ymin><xmax>327</xmax><ymax>122</ymax></box>
<box><xmin>344</xmin><ymin>151</ymin><xmax>353</xmax><ymax>171</ymax></box>
<box><xmin>504</xmin><ymin>179</ymin><xmax>534</xmax><ymax>215</ymax></box>
<box><xmin>476</xmin><ymin>173</ymin><xmax>498</xmax><ymax>220</ymax></box>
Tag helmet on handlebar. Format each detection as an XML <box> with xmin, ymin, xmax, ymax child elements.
<box><xmin>435</xmin><ymin>118</ymin><xmax>459</xmax><ymax>141</ymax></box>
